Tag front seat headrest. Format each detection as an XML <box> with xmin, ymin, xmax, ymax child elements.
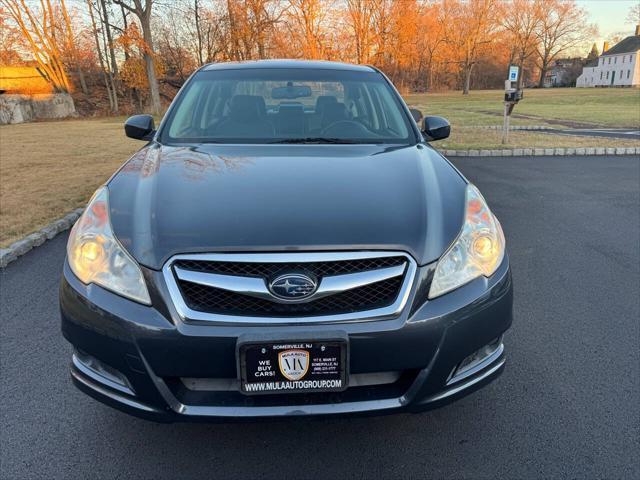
<box><xmin>229</xmin><ymin>95</ymin><xmax>264</xmax><ymax>122</ymax></box>
<box><xmin>321</xmin><ymin>102</ymin><xmax>348</xmax><ymax>128</ymax></box>
<box><xmin>315</xmin><ymin>96</ymin><xmax>338</xmax><ymax>115</ymax></box>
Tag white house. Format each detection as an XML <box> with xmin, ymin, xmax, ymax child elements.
<box><xmin>577</xmin><ymin>27</ymin><xmax>640</xmax><ymax>87</ymax></box>
<box><xmin>544</xmin><ymin>58</ymin><xmax>583</xmax><ymax>87</ymax></box>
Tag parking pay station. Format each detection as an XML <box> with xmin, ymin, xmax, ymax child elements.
<box><xmin>502</xmin><ymin>65</ymin><xmax>524</xmax><ymax>144</ymax></box>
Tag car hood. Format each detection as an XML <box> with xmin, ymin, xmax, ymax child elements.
<box><xmin>107</xmin><ymin>143</ymin><xmax>467</xmax><ymax>270</ymax></box>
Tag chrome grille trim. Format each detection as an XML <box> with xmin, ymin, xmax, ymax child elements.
<box><xmin>173</xmin><ymin>263</ymin><xmax>406</xmax><ymax>304</ymax></box>
<box><xmin>162</xmin><ymin>251</ymin><xmax>417</xmax><ymax>325</ymax></box>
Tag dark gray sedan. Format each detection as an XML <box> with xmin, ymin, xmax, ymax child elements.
<box><xmin>60</xmin><ymin>60</ymin><xmax>512</xmax><ymax>421</ymax></box>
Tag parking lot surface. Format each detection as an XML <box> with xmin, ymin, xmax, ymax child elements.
<box><xmin>1</xmin><ymin>155</ymin><xmax>638</xmax><ymax>479</ymax></box>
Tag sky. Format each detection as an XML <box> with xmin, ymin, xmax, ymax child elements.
<box><xmin>577</xmin><ymin>0</ymin><xmax>639</xmax><ymax>45</ymax></box>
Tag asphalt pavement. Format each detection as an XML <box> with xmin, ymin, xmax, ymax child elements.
<box><xmin>1</xmin><ymin>155</ymin><xmax>639</xmax><ymax>479</ymax></box>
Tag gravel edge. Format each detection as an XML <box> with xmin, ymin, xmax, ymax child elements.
<box><xmin>1</xmin><ymin>146</ymin><xmax>639</xmax><ymax>268</ymax></box>
<box><xmin>0</xmin><ymin>208</ymin><xmax>84</xmax><ymax>268</ymax></box>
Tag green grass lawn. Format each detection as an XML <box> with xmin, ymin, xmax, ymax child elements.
<box><xmin>438</xmin><ymin>129</ymin><xmax>640</xmax><ymax>150</ymax></box>
<box><xmin>404</xmin><ymin>88</ymin><xmax>640</xmax><ymax>128</ymax></box>
<box><xmin>0</xmin><ymin>117</ymin><xmax>141</xmax><ymax>247</ymax></box>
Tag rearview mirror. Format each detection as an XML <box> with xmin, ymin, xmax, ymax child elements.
<box><xmin>124</xmin><ymin>114</ymin><xmax>155</xmax><ymax>141</ymax></box>
<box><xmin>409</xmin><ymin>108</ymin><xmax>423</xmax><ymax>123</ymax></box>
<box><xmin>422</xmin><ymin>116</ymin><xmax>450</xmax><ymax>141</ymax></box>
<box><xmin>272</xmin><ymin>84</ymin><xmax>312</xmax><ymax>99</ymax></box>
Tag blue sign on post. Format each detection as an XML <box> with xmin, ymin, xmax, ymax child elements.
<box><xmin>509</xmin><ymin>65</ymin><xmax>519</xmax><ymax>82</ymax></box>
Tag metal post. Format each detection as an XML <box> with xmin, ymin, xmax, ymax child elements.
<box><xmin>502</xmin><ymin>69</ymin><xmax>520</xmax><ymax>145</ymax></box>
<box><xmin>502</xmin><ymin>102</ymin><xmax>510</xmax><ymax>144</ymax></box>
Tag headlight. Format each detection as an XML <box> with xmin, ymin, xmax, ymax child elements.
<box><xmin>67</xmin><ymin>187</ymin><xmax>151</xmax><ymax>305</ymax></box>
<box><xmin>429</xmin><ymin>184</ymin><xmax>505</xmax><ymax>299</ymax></box>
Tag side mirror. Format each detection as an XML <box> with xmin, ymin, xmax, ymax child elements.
<box><xmin>422</xmin><ymin>116</ymin><xmax>450</xmax><ymax>141</ymax></box>
<box><xmin>124</xmin><ymin>114</ymin><xmax>155</xmax><ymax>140</ymax></box>
<box><xmin>409</xmin><ymin>108</ymin><xmax>423</xmax><ymax>123</ymax></box>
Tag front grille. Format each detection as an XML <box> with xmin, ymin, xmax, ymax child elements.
<box><xmin>179</xmin><ymin>276</ymin><xmax>403</xmax><ymax>317</ymax></box>
<box><xmin>167</xmin><ymin>254</ymin><xmax>412</xmax><ymax>320</ymax></box>
<box><xmin>173</xmin><ymin>256</ymin><xmax>406</xmax><ymax>278</ymax></box>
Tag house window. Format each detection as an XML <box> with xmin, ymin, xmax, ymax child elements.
<box><xmin>631</xmin><ymin>55</ymin><xmax>634</xmax><ymax>62</ymax></box>
<box><xmin>614</xmin><ymin>56</ymin><xmax>617</xmax><ymax>64</ymax></box>
<box><xmin>620</xmin><ymin>70</ymin><xmax>623</xmax><ymax>79</ymax></box>
<box><xmin>608</xmin><ymin>57</ymin><xmax>611</xmax><ymax>64</ymax></box>
<box><xmin>622</xmin><ymin>56</ymin><xmax>625</xmax><ymax>63</ymax></box>
<box><xmin>606</xmin><ymin>71</ymin><xmax>609</xmax><ymax>79</ymax></box>
<box><xmin>628</xmin><ymin>70</ymin><xmax>631</xmax><ymax>79</ymax></box>
<box><xmin>600</xmin><ymin>71</ymin><xmax>603</xmax><ymax>80</ymax></box>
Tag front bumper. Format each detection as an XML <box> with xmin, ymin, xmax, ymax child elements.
<box><xmin>60</xmin><ymin>256</ymin><xmax>513</xmax><ymax>422</ymax></box>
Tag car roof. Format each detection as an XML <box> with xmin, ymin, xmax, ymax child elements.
<box><xmin>201</xmin><ymin>59</ymin><xmax>377</xmax><ymax>72</ymax></box>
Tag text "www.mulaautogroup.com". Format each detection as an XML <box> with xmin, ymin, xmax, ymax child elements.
<box><xmin>244</xmin><ymin>379</ymin><xmax>342</xmax><ymax>392</ymax></box>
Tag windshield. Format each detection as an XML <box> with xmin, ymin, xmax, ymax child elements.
<box><xmin>160</xmin><ymin>68</ymin><xmax>416</xmax><ymax>145</ymax></box>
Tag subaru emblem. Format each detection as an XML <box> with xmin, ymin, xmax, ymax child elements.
<box><xmin>268</xmin><ymin>273</ymin><xmax>318</xmax><ymax>301</ymax></box>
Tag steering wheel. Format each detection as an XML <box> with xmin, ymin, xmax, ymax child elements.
<box><xmin>321</xmin><ymin>120</ymin><xmax>372</xmax><ymax>137</ymax></box>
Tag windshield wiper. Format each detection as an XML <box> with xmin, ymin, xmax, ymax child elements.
<box><xmin>268</xmin><ymin>137</ymin><xmax>362</xmax><ymax>144</ymax></box>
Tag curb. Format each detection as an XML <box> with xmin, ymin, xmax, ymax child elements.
<box><xmin>0</xmin><ymin>208</ymin><xmax>84</xmax><ymax>268</ymax></box>
<box><xmin>460</xmin><ymin>125</ymin><xmax>552</xmax><ymax>130</ymax></box>
<box><xmin>440</xmin><ymin>146</ymin><xmax>640</xmax><ymax>157</ymax></box>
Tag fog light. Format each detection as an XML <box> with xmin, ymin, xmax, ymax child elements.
<box><xmin>73</xmin><ymin>349</ymin><xmax>133</xmax><ymax>394</ymax></box>
<box><xmin>449</xmin><ymin>336</ymin><xmax>503</xmax><ymax>383</ymax></box>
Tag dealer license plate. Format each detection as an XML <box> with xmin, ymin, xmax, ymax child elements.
<box><xmin>239</xmin><ymin>341</ymin><xmax>347</xmax><ymax>395</ymax></box>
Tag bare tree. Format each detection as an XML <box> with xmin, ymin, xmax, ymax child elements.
<box><xmin>193</xmin><ymin>0</ymin><xmax>204</xmax><ymax>65</ymax></box>
<box><xmin>626</xmin><ymin>3</ymin><xmax>640</xmax><ymax>25</ymax></box>
<box><xmin>0</xmin><ymin>6</ymin><xmax>25</xmax><ymax>65</ymax></box>
<box><xmin>535</xmin><ymin>0</ymin><xmax>595</xmax><ymax>87</ymax></box>
<box><xmin>95</xmin><ymin>0</ymin><xmax>119</xmax><ymax>111</ymax></box>
<box><xmin>416</xmin><ymin>1</ymin><xmax>447</xmax><ymax>91</ymax></box>
<box><xmin>199</xmin><ymin>4</ymin><xmax>226</xmax><ymax>63</ymax></box>
<box><xmin>155</xmin><ymin>7</ymin><xmax>197</xmax><ymax>81</ymax></box>
<box><xmin>2</xmin><ymin>0</ymin><xmax>73</xmax><ymax>92</ymax></box>
<box><xmin>500</xmin><ymin>0</ymin><xmax>544</xmax><ymax>88</ymax></box>
<box><xmin>345</xmin><ymin>0</ymin><xmax>378</xmax><ymax>64</ymax></box>
<box><xmin>7</xmin><ymin>0</ymin><xmax>600</xmax><ymax>108</ymax></box>
<box><xmin>285</xmin><ymin>0</ymin><xmax>331</xmax><ymax>59</ymax></box>
<box><xmin>58</xmin><ymin>1</ymin><xmax>89</xmax><ymax>95</ymax></box>
<box><xmin>87</xmin><ymin>0</ymin><xmax>116</xmax><ymax>110</ymax></box>
<box><xmin>369</xmin><ymin>0</ymin><xmax>393</xmax><ymax>66</ymax></box>
<box><xmin>99</xmin><ymin>0</ymin><xmax>119</xmax><ymax>79</ymax></box>
<box><xmin>114</xmin><ymin>0</ymin><xmax>162</xmax><ymax>114</ymax></box>
<box><xmin>443</xmin><ymin>0</ymin><xmax>497</xmax><ymax>95</ymax></box>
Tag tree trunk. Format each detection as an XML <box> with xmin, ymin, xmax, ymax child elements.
<box><xmin>463</xmin><ymin>63</ymin><xmax>473</xmax><ymax>95</ymax></box>
<box><xmin>98</xmin><ymin>7</ymin><xmax>118</xmax><ymax>113</ymax></box>
<box><xmin>143</xmin><ymin>52</ymin><xmax>161</xmax><ymax>114</ymax></box>
<box><xmin>119</xmin><ymin>4</ymin><xmax>141</xmax><ymax>111</ymax></box>
<box><xmin>226</xmin><ymin>0</ymin><xmax>240</xmax><ymax>61</ymax></box>
<box><xmin>76</xmin><ymin>65</ymin><xmax>89</xmax><ymax>95</ymax></box>
<box><xmin>194</xmin><ymin>0</ymin><xmax>204</xmax><ymax>65</ymax></box>
<box><xmin>99</xmin><ymin>0</ymin><xmax>119</xmax><ymax>78</ymax></box>
<box><xmin>537</xmin><ymin>67</ymin><xmax>547</xmax><ymax>88</ymax></box>
<box><xmin>87</xmin><ymin>0</ymin><xmax>114</xmax><ymax>111</ymax></box>
<box><xmin>141</xmin><ymin>14</ymin><xmax>162</xmax><ymax>115</ymax></box>
<box><xmin>537</xmin><ymin>55</ymin><xmax>550</xmax><ymax>88</ymax></box>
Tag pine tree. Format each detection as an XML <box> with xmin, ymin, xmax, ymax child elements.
<box><xmin>586</xmin><ymin>43</ymin><xmax>599</xmax><ymax>62</ymax></box>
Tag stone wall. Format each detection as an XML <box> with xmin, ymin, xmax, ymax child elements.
<box><xmin>0</xmin><ymin>93</ymin><xmax>77</xmax><ymax>124</ymax></box>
